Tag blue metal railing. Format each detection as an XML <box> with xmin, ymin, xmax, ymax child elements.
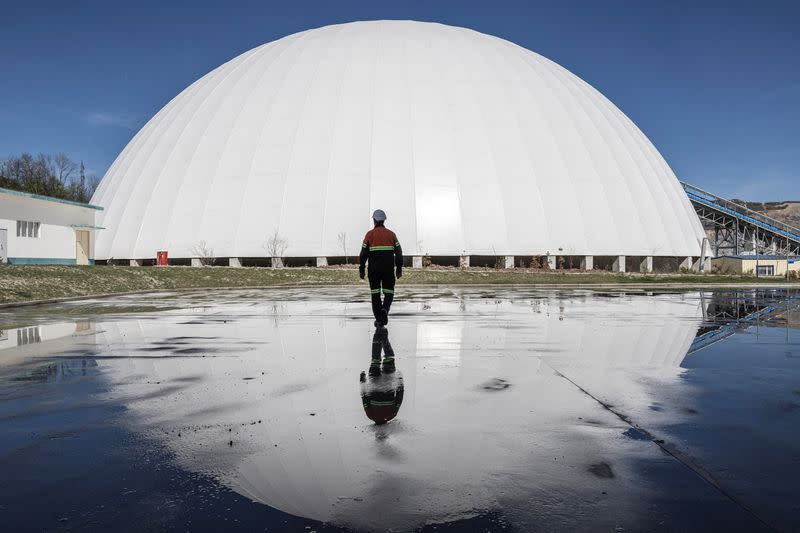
<box><xmin>687</xmin><ymin>305</ymin><xmax>777</xmax><ymax>354</ymax></box>
<box><xmin>681</xmin><ymin>182</ymin><xmax>800</xmax><ymax>245</ymax></box>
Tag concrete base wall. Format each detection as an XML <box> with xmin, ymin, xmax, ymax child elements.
<box><xmin>692</xmin><ymin>257</ymin><xmax>709</xmax><ymax>273</ymax></box>
<box><xmin>109</xmin><ymin>254</ymin><xmax>717</xmax><ymax>274</ymax></box>
<box><xmin>695</xmin><ymin>238</ymin><xmax>711</xmax><ymax>273</ymax></box>
<box><xmin>8</xmin><ymin>257</ymin><xmax>82</xmax><ymax>265</ymax></box>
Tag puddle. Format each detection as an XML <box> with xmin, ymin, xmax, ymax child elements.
<box><xmin>0</xmin><ymin>288</ymin><xmax>798</xmax><ymax>531</ymax></box>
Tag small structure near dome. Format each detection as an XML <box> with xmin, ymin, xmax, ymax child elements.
<box><xmin>712</xmin><ymin>255</ymin><xmax>800</xmax><ymax>277</ymax></box>
<box><xmin>0</xmin><ymin>187</ymin><xmax>103</xmax><ymax>265</ymax></box>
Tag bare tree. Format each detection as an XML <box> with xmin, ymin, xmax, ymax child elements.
<box><xmin>79</xmin><ymin>162</ymin><xmax>102</xmax><ymax>202</ymax></box>
<box><xmin>190</xmin><ymin>240</ymin><xmax>216</xmax><ymax>266</ymax></box>
<box><xmin>416</xmin><ymin>240</ymin><xmax>431</xmax><ymax>267</ymax></box>
<box><xmin>67</xmin><ymin>161</ymin><xmax>93</xmax><ymax>203</ymax></box>
<box><xmin>0</xmin><ymin>152</ymin><xmax>99</xmax><ymax>203</ymax></box>
<box><xmin>52</xmin><ymin>153</ymin><xmax>77</xmax><ymax>185</ymax></box>
<box><xmin>264</xmin><ymin>229</ymin><xmax>289</xmax><ymax>267</ymax></box>
<box><xmin>337</xmin><ymin>232</ymin><xmax>348</xmax><ymax>263</ymax></box>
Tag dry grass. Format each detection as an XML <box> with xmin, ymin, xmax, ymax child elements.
<box><xmin>0</xmin><ymin>264</ymin><xmax>797</xmax><ymax>305</ymax></box>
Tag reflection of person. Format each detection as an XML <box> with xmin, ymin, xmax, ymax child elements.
<box><xmin>359</xmin><ymin>209</ymin><xmax>403</xmax><ymax>327</ymax></box>
<box><xmin>360</xmin><ymin>328</ymin><xmax>404</xmax><ymax>425</ymax></box>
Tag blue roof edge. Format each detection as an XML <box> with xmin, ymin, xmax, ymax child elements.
<box><xmin>70</xmin><ymin>224</ymin><xmax>106</xmax><ymax>230</ymax></box>
<box><xmin>0</xmin><ymin>187</ymin><xmax>104</xmax><ymax>211</ymax></box>
<box><xmin>721</xmin><ymin>255</ymin><xmax>798</xmax><ymax>260</ymax></box>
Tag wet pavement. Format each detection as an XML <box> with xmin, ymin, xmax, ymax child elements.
<box><xmin>0</xmin><ymin>287</ymin><xmax>799</xmax><ymax>532</ymax></box>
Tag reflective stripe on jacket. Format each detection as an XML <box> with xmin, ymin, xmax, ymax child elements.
<box><xmin>359</xmin><ymin>226</ymin><xmax>403</xmax><ymax>272</ymax></box>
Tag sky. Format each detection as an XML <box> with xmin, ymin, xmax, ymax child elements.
<box><xmin>1</xmin><ymin>0</ymin><xmax>798</xmax><ymax>201</ymax></box>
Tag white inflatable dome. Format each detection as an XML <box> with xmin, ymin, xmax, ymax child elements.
<box><xmin>92</xmin><ymin>20</ymin><xmax>705</xmax><ymax>260</ymax></box>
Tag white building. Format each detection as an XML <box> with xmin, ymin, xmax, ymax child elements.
<box><xmin>92</xmin><ymin>20</ymin><xmax>706</xmax><ymax>270</ymax></box>
<box><xmin>0</xmin><ymin>187</ymin><xmax>102</xmax><ymax>265</ymax></box>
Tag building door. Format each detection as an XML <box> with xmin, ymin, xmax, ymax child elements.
<box><xmin>0</xmin><ymin>228</ymin><xmax>7</xmax><ymax>264</ymax></box>
<box><xmin>75</xmin><ymin>230</ymin><xmax>90</xmax><ymax>265</ymax></box>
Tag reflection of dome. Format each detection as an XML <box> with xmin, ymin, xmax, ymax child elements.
<box><xmin>94</xmin><ymin>291</ymin><xmax>702</xmax><ymax>530</ymax></box>
<box><xmin>92</xmin><ymin>20</ymin><xmax>704</xmax><ymax>260</ymax></box>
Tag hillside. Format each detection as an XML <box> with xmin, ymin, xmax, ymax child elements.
<box><xmin>732</xmin><ymin>200</ymin><xmax>800</xmax><ymax>229</ymax></box>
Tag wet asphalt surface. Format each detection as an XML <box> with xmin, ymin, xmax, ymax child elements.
<box><xmin>0</xmin><ymin>287</ymin><xmax>799</xmax><ymax>532</ymax></box>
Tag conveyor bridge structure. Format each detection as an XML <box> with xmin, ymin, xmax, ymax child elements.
<box><xmin>681</xmin><ymin>181</ymin><xmax>800</xmax><ymax>256</ymax></box>
<box><xmin>688</xmin><ymin>290</ymin><xmax>800</xmax><ymax>355</ymax></box>
<box><xmin>688</xmin><ymin>305</ymin><xmax>776</xmax><ymax>354</ymax></box>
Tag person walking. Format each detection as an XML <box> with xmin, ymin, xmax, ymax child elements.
<box><xmin>359</xmin><ymin>209</ymin><xmax>403</xmax><ymax>327</ymax></box>
<box><xmin>359</xmin><ymin>327</ymin><xmax>404</xmax><ymax>425</ymax></box>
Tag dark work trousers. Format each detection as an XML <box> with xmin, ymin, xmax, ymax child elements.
<box><xmin>368</xmin><ymin>268</ymin><xmax>395</xmax><ymax>322</ymax></box>
<box><xmin>371</xmin><ymin>327</ymin><xmax>396</xmax><ymax>362</ymax></box>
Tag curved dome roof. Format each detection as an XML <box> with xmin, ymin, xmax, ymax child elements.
<box><xmin>93</xmin><ymin>20</ymin><xmax>704</xmax><ymax>259</ymax></box>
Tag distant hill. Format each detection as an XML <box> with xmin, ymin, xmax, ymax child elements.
<box><xmin>731</xmin><ymin>200</ymin><xmax>800</xmax><ymax>229</ymax></box>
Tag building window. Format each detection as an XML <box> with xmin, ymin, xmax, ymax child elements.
<box><xmin>756</xmin><ymin>265</ymin><xmax>774</xmax><ymax>277</ymax></box>
<box><xmin>17</xmin><ymin>326</ymin><xmax>42</xmax><ymax>345</ymax></box>
<box><xmin>16</xmin><ymin>220</ymin><xmax>40</xmax><ymax>238</ymax></box>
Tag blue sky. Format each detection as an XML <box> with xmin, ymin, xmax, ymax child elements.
<box><xmin>1</xmin><ymin>0</ymin><xmax>797</xmax><ymax>201</ymax></box>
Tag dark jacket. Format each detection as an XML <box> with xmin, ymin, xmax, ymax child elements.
<box><xmin>359</xmin><ymin>225</ymin><xmax>403</xmax><ymax>274</ymax></box>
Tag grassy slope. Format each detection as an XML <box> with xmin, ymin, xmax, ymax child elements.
<box><xmin>0</xmin><ymin>265</ymin><xmax>797</xmax><ymax>305</ymax></box>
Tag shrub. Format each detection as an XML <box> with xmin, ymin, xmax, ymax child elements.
<box><xmin>190</xmin><ymin>241</ymin><xmax>216</xmax><ymax>266</ymax></box>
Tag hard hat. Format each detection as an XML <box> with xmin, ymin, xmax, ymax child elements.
<box><xmin>372</xmin><ymin>209</ymin><xmax>387</xmax><ymax>221</ymax></box>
